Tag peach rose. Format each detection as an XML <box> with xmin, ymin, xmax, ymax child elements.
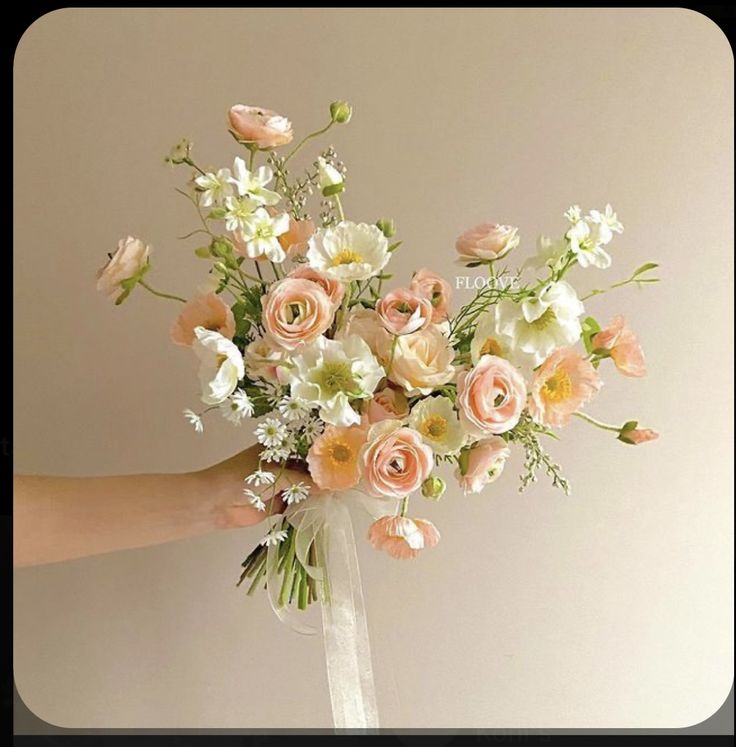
<box><xmin>261</xmin><ymin>277</ymin><xmax>334</xmax><ymax>350</ymax></box>
<box><xmin>379</xmin><ymin>325</ymin><xmax>455</xmax><ymax>396</ymax></box>
<box><xmin>368</xmin><ymin>515</ymin><xmax>440</xmax><ymax>559</ymax></box>
<box><xmin>528</xmin><ymin>347</ymin><xmax>602</xmax><ymax>427</ymax></box>
<box><xmin>364</xmin><ymin>386</ymin><xmax>410</xmax><ymax>424</ymax></box>
<box><xmin>456</xmin><ymin>223</ymin><xmax>519</xmax><ymax>264</ymax></box>
<box><xmin>96</xmin><ymin>236</ymin><xmax>150</xmax><ymax>298</ymax></box>
<box><xmin>336</xmin><ymin>307</ymin><xmax>391</xmax><ymax>356</ymax></box>
<box><xmin>244</xmin><ymin>334</ymin><xmax>287</xmax><ymax>382</ymax></box>
<box><xmin>410</xmin><ymin>268</ymin><xmax>452</xmax><ymax>323</ymax></box>
<box><xmin>287</xmin><ymin>265</ymin><xmax>345</xmax><ymax>309</ymax></box>
<box><xmin>228</xmin><ymin>104</ymin><xmax>293</xmax><ymax>148</ymax></box>
<box><xmin>592</xmin><ymin>315</ymin><xmax>647</xmax><ymax>378</ymax></box>
<box><xmin>278</xmin><ymin>217</ymin><xmax>316</xmax><ymax>259</ymax></box>
<box><xmin>376</xmin><ymin>288</ymin><xmax>433</xmax><ymax>335</ymax></box>
<box><xmin>619</xmin><ymin>426</ymin><xmax>659</xmax><ymax>445</ymax></box>
<box><xmin>455</xmin><ymin>437</ymin><xmax>511</xmax><ymax>494</ymax></box>
<box><xmin>456</xmin><ymin>355</ymin><xmax>526</xmax><ymax>435</ymax></box>
<box><xmin>170</xmin><ymin>293</ymin><xmax>235</xmax><ymax>346</ymax></box>
<box><xmin>361</xmin><ymin>420</ymin><xmax>434</xmax><ymax>499</ymax></box>
<box><xmin>306</xmin><ymin>424</ymin><xmax>368</xmax><ymax>490</ymax></box>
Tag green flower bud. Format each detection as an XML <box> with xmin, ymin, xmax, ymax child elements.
<box><xmin>376</xmin><ymin>218</ymin><xmax>396</xmax><ymax>238</ymax></box>
<box><xmin>330</xmin><ymin>101</ymin><xmax>353</xmax><ymax>124</ymax></box>
<box><xmin>421</xmin><ymin>475</ymin><xmax>446</xmax><ymax>500</ymax></box>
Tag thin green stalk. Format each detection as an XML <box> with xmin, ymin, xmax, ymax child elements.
<box><xmin>139</xmin><ymin>280</ymin><xmax>187</xmax><ymax>304</ymax></box>
<box><xmin>246</xmin><ymin>556</ymin><xmax>269</xmax><ymax>595</ymax></box>
<box><xmin>283</xmin><ymin>120</ymin><xmax>335</xmax><ymax>166</ymax></box>
<box><xmin>334</xmin><ymin>193</ymin><xmax>345</xmax><ymax>221</ymax></box>
<box><xmin>573</xmin><ymin>411</ymin><xmax>620</xmax><ymax>433</ymax></box>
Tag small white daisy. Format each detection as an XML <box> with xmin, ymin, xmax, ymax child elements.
<box><xmin>282</xmin><ymin>481</ymin><xmax>310</xmax><ymax>506</ymax></box>
<box><xmin>301</xmin><ymin>418</ymin><xmax>325</xmax><ymax>445</ymax></box>
<box><xmin>242</xmin><ymin>488</ymin><xmax>266</xmax><ymax>512</ymax></box>
<box><xmin>255</xmin><ymin>417</ymin><xmax>288</xmax><ymax>448</ymax></box>
<box><xmin>261</xmin><ymin>381</ymin><xmax>286</xmax><ymax>407</ymax></box>
<box><xmin>259</xmin><ymin>529</ymin><xmax>289</xmax><ymax>547</ymax></box>
<box><xmin>183</xmin><ymin>409</ymin><xmax>204</xmax><ymax>433</ymax></box>
<box><xmin>260</xmin><ymin>445</ymin><xmax>290</xmax><ymax>463</ymax></box>
<box><xmin>244</xmin><ymin>469</ymin><xmax>276</xmax><ymax>487</ymax></box>
<box><xmin>231</xmin><ymin>389</ymin><xmax>255</xmax><ymax>417</ymax></box>
<box><xmin>220</xmin><ymin>401</ymin><xmax>244</xmax><ymax>425</ymax></box>
<box><xmin>278</xmin><ymin>395</ymin><xmax>309</xmax><ymax>423</ymax></box>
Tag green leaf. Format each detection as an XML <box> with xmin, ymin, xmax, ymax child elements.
<box><xmin>620</xmin><ymin>420</ymin><xmax>638</xmax><ymax>434</ymax></box>
<box><xmin>322</xmin><ymin>183</ymin><xmax>345</xmax><ymax>197</ymax></box>
<box><xmin>631</xmin><ymin>262</ymin><xmax>659</xmax><ymax>278</ymax></box>
<box><xmin>194</xmin><ymin>246</ymin><xmax>211</xmax><ymax>258</ymax></box>
<box><xmin>208</xmin><ymin>207</ymin><xmax>227</xmax><ymax>220</ymax></box>
<box><xmin>581</xmin><ymin>316</ymin><xmax>601</xmax><ymax>354</ymax></box>
<box><xmin>388</xmin><ymin>241</ymin><xmax>402</xmax><ymax>253</ymax></box>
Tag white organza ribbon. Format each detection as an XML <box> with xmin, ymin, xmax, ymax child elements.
<box><xmin>271</xmin><ymin>490</ymin><xmax>388</xmax><ymax>730</ymax></box>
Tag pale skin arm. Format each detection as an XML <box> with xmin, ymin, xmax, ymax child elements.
<box><xmin>13</xmin><ymin>444</ymin><xmax>308</xmax><ymax>568</ymax></box>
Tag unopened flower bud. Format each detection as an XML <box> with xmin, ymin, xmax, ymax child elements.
<box><xmin>376</xmin><ymin>218</ymin><xmax>396</xmax><ymax>238</ymax></box>
<box><xmin>317</xmin><ymin>156</ymin><xmax>344</xmax><ymax>196</ymax></box>
<box><xmin>330</xmin><ymin>100</ymin><xmax>353</xmax><ymax>124</ymax></box>
<box><xmin>421</xmin><ymin>475</ymin><xmax>446</xmax><ymax>500</ymax></box>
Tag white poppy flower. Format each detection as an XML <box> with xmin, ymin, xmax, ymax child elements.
<box><xmin>192</xmin><ymin>327</ymin><xmax>245</xmax><ymax>405</ymax></box>
<box><xmin>279</xmin><ymin>335</ymin><xmax>384</xmax><ymax>427</ymax></box>
<box><xmin>408</xmin><ymin>396</ymin><xmax>466</xmax><ymax>456</ymax></box>
<box><xmin>496</xmin><ymin>281</ymin><xmax>584</xmax><ymax>366</ymax></box>
<box><xmin>306</xmin><ymin>221</ymin><xmax>389</xmax><ymax>282</ymax></box>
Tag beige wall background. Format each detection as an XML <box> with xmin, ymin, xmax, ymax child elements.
<box><xmin>13</xmin><ymin>8</ymin><xmax>733</xmax><ymax>729</ymax></box>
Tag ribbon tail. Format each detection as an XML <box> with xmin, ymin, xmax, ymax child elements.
<box><xmin>320</xmin><ymin>496</ymin><xmax>380</xmax><ymax>730</ymax></box>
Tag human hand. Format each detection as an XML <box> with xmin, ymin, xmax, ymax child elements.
<box><xmin>201</xmin><ymin>444</ymin><xmax>314</xmax><ymax>530</ymax></box>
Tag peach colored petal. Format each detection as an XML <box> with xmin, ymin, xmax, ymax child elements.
<box><xmin>456</xmin><ymin>355</ymin><xmax>526</xmax><ymax>436</ymax></box>
<box><xmin>410</xmin><ymin>268</ymin><xmax>452</xmax><ymax>323</ymax></box>
<box><xmin>261</xmin><ymin>277</ymin><xmax>334</xmax><ymax>350</ymax></box>
<box><xmin>288</xmin><ymin>265</ymin><xmax>345</xmax><ymax>308</ymax></box>
<box><xmin>170</xmin><ymin>293</ymin><xmax>236</xmax><ymax>346</ymax></box>
<box><xmin>592</xmin><ymin>315</ymin><xmax>647</xmax><ymax>378</ymax></box>
<box><xmin>364</xmin><ymin>386</ymin><xmax>410</xmax><ymax>424</ymax></box>
<box><xmin>307</xmin><ymin>425</ymin><xmax>368</xmax><ymax>491</ymax></box>
<box><xmin>455</xmin><ymin>436</ymin><xmax>511</xmax><ymax>494</ymax></box>
<box><xmin>228</xmin><ymin>104</ymin><xmax>293</xmax><ymax>148</ymax></box>
<box><xmin>279</xmin><ymin>217</ymin><xmax>316</xmax><ymax>259</ymax></box>
<box><xmin>625</xmin><ymin>428</ymin><xmax>659</xmax><ymax>445</ymax></box>
<box><xmin>376</xmin><ymin>288</ymin><xmax>433</xmax><ymax>335</ymax></box>
<box><xmin>528</xmin><ymin>347</ymin><xmax>602</xmax><ymax>427</ymax></box>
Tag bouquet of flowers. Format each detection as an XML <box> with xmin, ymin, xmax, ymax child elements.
<box><xmin>97</xmin><ymin>102</ymin><xmax>658</xmax><ymax>723</ymax></box>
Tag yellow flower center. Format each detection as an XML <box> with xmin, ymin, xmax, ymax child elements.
<box><xmin>479</xmin><ymin>337</ymin><xmax>503</xmax><ymax>357</ymax></box>
<box><xmin>541</xmin><ymin>368</ymin><xmax>572</xmax><ymax>402</ymax></box>
<box><xmin>317</xmin><ymin>361</ymin><xmax>358</xmax><ymax>397</ymax></box>
<box><xmin>329</xmin><ymin>441</ymin><xmax>353</xmax><ymax>465</ymax></box>
<box><xmin>332</xmin><ymin>249</ymin><xmax>363</xmax><ymax>266</ymax></box>
<box><xmin>531</xmin><ymin>307</ymin><xmax>557</xmax><ymax>331</ymax></box>
<box><xmin>421</xmin><ymin>415</ymin><xmax>448</xmax><ymax>441</ymax></box>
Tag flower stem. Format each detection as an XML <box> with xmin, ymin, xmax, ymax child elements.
<box><xmin>283</xmin><ymin>120</ymin><xmax>335</xmax><ymax>165</ymax></box>
<box><xmin>399</xmin><ymin>496</ymin><xmax>409</xmax><ymax>517</ymax></box>
<box><xmin>573</xmin><ymin>411</ymin><xmax>620</xmax><ymax>433</ymax></box>
<box><xmin>139</xmin><ymin>280</ymin><xmax>187</xmax><ymax>303</ymax></box>
<box><xmin>334</xmin><ymin>193</ymin><xmax>345</xmax><ymax>222</ymax></box>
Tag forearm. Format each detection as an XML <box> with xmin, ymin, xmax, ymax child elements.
<box><xmin>13</xmin><ymin>469</ymin><xmax>219</xmax><ymax>567</ymax></box>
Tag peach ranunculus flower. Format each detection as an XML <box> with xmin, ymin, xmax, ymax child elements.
<box><xmin>455</xmin><ymin>437</ymin><xmax>512</xmax><ymax>494</ymax></box>
<box><xmin>228</xmin><ymin>104</ymin><xmax>293</xmax><ymax>148</ymax></box>
<box><xmin>287</xmin><ymin>265</ymin><xmax>345</xmax><ymax>309</ymax></box>
<box><xmin>306</xmin><ymin>424</ymin><xmax>368</xmax><ymax>490</ymax></box>
<box><xmin>376</xmin><ymin>288</ymin><xmax>433</xmax><ymax>335</ymax></box>
<box><xmin>261</xmin><ymin>277</ymin><xmax>334</xmax><ymax>350</ymax></box>
<box><xmin>367</xmin><ymin>515</ymin><xmax>440</xmax><ymax>559</ymax></box>
<box><xmin>528</xmin><ymin>347</ymin><xmax>602</xmax><ymax>428</ymax></box>
<box><xmin>410</xmin><ymin>268</ymin><xmax>452</xmax><ymax>323</ymax></box>
<box><xmin>456</xmin><ymin>355</ymin><xmax>526</xmax><ymax>436</ymax></box>
<box><xmin>378</xmin><ymin>325</ymin><xmax>455</xmax><ymax>396</ymax></box>
<box><xmin>361</xmin><ymin>420</ymin><xmax>434</xmax><ymax>499</ymax></box>
<box><xmin>170</xmin><ymin>293</ymin><xmax>236</xmax><ymax>346</ymax></box>
<box><xmin>96</xmin><ymin>236</ymin><xmax>150</xmax><ymax>299</ymax></box>
<box><xmin>618</xmin><ymin>426</ymin><xmax>659</xmax><ymax>445</ymax></box>
<box><xmin>364</xmin><ymin>386</ymin><xmax>410</xmax><ymax>424</ymax></box>
<box><xmin>336</xmin><ymin>306</ymin><xmax>391</xmax><ymax>356</ymax></box>
<box><xmin>592</xmin><ymin>315</ymin><xmax>647</xmax><ymax>378</ymax></box>
<box><xmin>455</xmin><ymin>223</ymin><xmax>520</xmax><ymax>264</ymax></box>
<box><xmin>278</xmin><ymin>216</ymin><xmax>316</xmax><ymax>259</ymax></box>
<box><xmin>244</xmin><ymin>334</ymin><xmax>287</xmax><ymax>383</ymax></box>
